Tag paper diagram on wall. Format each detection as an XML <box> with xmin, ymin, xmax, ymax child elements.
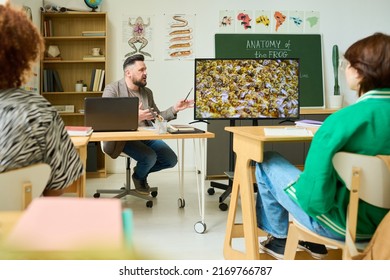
<box><xmin>289</xmin><ymin>10</ymin><xmax>304</xmax><ymax>33</ymax></box>
<box><xmin>122</xmin><ymin>15</ymin><xmax>154</xmax><ymax>60</ymax></box>
<box><xmin>165</xmin><ymin>14</ymin><xmax>195</xmax><ymax>60</ymax></box>
<box><xmin>305</xmin><ymin>11</ymin><xmax>320</xmax><ymax>33</ymax></box>
<box><xmin>236</xmin><ymin>10</ymin><xmax>254</xmax><ymax>33</ymax></box>
<box><xmin>218</xmin><ymin>10</ymin><xmax>235</xmax><ymax>33</ymax></box>
<box><xmin>254</xmin><ymin>10</ymin><xmax>271</xmax><ymax>33</ymax></box>
<box><xmin>273</xmin><ymin>10</ymin><xmax>288</xmax><ymax>33</ymax></box>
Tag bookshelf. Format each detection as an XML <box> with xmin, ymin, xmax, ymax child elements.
<box><xmin>40</xmin><ymin>11</ymin><xmax>108</xmax><ymax>178</ymax></box>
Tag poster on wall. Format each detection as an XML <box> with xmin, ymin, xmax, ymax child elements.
<box><xmin>254</xmin><ymin>10</ymin><xmax>272</xmax><ymax>33</ymax></box>
<box><xmin>122</xmin><ymin>15</ymin><xmax>154</xmax><ymax>60</ymax></box>
<box><xmin>236</xmin><ymin>10</ymin><xmax>253</xmax><ymax>33</ymax></box>
<box><xmin>218</xmin><ymin>10</ymin><xmax>235</xmax><ymax>33</ymax></box>
<box><xmin>272</xmin><ymin>10</ymin><xmax>288</xmax><ymax>33</ymax></box>
<box><xmin>289</xmin><ymin>10</ymin><xmax>304</xmax><ymax>33</ymax></box>
<box><xmin>305</xmin><ymin>11</ymin><xmax>320</xmax><ymax>33</ymax></box>
<box><xmin>164</xmin><ymin>14</ymin><xmax>195</xmax><ymax>60</ymax></box>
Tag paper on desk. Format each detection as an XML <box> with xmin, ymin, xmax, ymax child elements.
<box><xmin>264</xmin><ymin>127</ymin><xmax>313</xmax><ymax>137</ymax></box>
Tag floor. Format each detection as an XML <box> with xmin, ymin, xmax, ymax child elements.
<box><xmin>86</xmin><ymin>171</ymin><xmax>243</xmax><ymax>260</ymax></box>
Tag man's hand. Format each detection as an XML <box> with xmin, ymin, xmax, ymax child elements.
<box><xmin>138</xmin><ymin>102</ymin><xmax>155</xmax><ymax>121</ymax></box>
<box><xmin>174</xmin><ymin>99</ymin><xmax>194</xmax><ymax>113</ymax></box>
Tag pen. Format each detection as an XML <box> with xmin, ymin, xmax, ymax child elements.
<box><xmin>184</xmin><ymin>87</ymin><xmax>193</xmax><ymax>101</ymax></box>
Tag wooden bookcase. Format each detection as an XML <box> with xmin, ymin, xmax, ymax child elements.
<box><xmin>40</xmin><ymin>11</ymin><xmax>108</xmax><ymax>178</ymax></box>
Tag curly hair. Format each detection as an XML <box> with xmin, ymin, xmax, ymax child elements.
<box><xmin>344</xmin><ymin>32</ymin><xmax>390</xmax><ymax>96</ymax></box>
<box><xmin>0</xmin><ymin>3</ymin><xmax>44</xmax><ymax>89</ymax></box>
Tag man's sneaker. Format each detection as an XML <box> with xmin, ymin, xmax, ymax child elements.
<box><xmin>131</xmin><ymin>173</ymin><xmax>150</xmax><ymax>195</ymax></box>
<box><xmin>298</xmin><ymin>241</ymin><xmax>328</xmax><ymax>259</ymax></box>
<box><xmin>259</xmin><ymin>235</ymin><xmax>286</xmax><ymax>260</ymax></box>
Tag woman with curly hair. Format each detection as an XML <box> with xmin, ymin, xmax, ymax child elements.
<box><xmin>0</xmin><ymin>3</ymin><xmax>83</xmax><ymax>196</ymax></box>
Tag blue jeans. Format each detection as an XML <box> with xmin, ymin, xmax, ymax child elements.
<box><xmin>255</xmin><ymin>151</ymin><xmax>342</xmax><ymax>240</ymax></box>
<box><xmin>122</xmin><ymin>140</ymin><xmax>177</xmax><ymax>180</ymax></box>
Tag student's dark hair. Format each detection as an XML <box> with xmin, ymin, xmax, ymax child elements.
<box><xmin>344</xmin><ymin>32</ymin><xmax>390</xmax><ymax>96</ymax></box>
<box><xmin>123</xmin><ymin>54</ymin><xmax>145</xmax><ymax>70</ymax></box>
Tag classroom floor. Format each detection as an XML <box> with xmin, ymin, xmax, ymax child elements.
<box><xmin>86</xmin><ymin>170</ymin><xmax>243</xmax><ymax>260</ymax></box>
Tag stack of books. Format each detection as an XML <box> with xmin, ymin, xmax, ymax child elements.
<box><xmin>81</xmin><ymin>31</ymin><xmax>106</xmax><ymax>36</ymax></box>
<box><xmin>43</xmin><ymin>69</ymin><xmax>63</xmax><ymax>92</ymax></box>
<box><xmin>65</xmin><ymin>126</ymin><xmax>93</xmax><ymax>136</ymax></box>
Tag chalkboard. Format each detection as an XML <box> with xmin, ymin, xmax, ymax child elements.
<box><xmin>215</xmin><ymin>34</ymin><xmax>324</xmax><ymax>107</ymax></box>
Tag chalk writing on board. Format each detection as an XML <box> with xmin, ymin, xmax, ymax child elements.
<box><xmin>246</xmin><ymin>39</ymin><xmax>291</xmax><ymax>58</ymax></box>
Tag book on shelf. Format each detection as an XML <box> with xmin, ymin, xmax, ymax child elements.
<box><xmin>52</xmin><ymin>69</ymin><xmax>64</xmax><ymax>92</ymax></box>
<box><xmin>98</xmin><ymin>69</ymin><xmax>105</xmax><ymax>91</ymax></box>
<box><xmin>89</xmin><ymin>69</ymin><xmax>96</xmax><ymax>91</ymax></box>
<box><xmin>65</xmin><ymin>126</ymin><xmax>93</xmax><ymax>136</ymax></box>
<box><xmin>83</xmin><ymin>55</ymin><xmax>105</xmax><ymax>61</ymax></box>
<box><xmin>81</xmin><ymin>30</ymin><xmax>106</xmax><ymax>36</ymax></box>
<box><xmin>167</xmin><ymin>124</ymin><xmax>205</xmax><ymax>134</ymax></box>
<box><xmin>294</xmin><ymin>119</ymin><xmax>323</xmax><ymax>127</ymax></box>
<box><xmin>93</xmin><ymin>69</ymin><xmax>102</xmax><ymax>91</ymax></box>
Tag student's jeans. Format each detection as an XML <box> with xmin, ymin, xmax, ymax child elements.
<box><xmin>255</xmin><ymin>151</ymin><xmax>342</xmax><ymax>240</ymax></box>
<box><xmin>122</xmin><ymin>140</ymin><xmax>177</xmax><ymax>180</ymax></box>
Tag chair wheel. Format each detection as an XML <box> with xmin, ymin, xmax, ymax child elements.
<box><xmin>207</xmin><ymin>187</ymin><xmax>215</xmax><ymax>195</ymax></box>
<box><xmin>93</xmin><ymin>193</ymin><xmax>100</xmax><ymax>198</ymax></box>
<box><xmin>219</xmin><ymin>202</ymin><xmax>228</xmax><ymax>211</ymax></box>
<box><xmin>178</xmin><ymin>198</ymin><xmax>185</xmax><ymax>208</ymax></box>
<box><xmin>151</xmin><ymin>190</ymin><xmax>158</xmax><ymax>197</ymax></box>
<box><xmin>146</xmin><ymin>200</ymin><xmax>153</xmax><ymax>208</ymax></box>
<box><xmin>194</xmin><ymin>221</ymin><xmax>206</xmax><ymax>234</ymax></box>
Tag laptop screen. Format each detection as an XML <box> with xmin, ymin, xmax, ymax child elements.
<box><xmin>84</xmin><ymin>97</ymin><xmax>139</xmax><ymax>132</ymax></box>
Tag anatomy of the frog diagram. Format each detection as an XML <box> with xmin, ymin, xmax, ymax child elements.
<box><xmin>125</xmin><ymin>16</ymin><xmax>151</xmax><ymax>57</ymax></box>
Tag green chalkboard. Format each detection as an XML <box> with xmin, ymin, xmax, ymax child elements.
<box><xmin>215</xmin><ymin>34</ymin><xmax>324</xmax><ymax>107</ymax></box>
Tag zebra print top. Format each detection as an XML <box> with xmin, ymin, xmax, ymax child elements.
<box><xmin>0</xmin><ymin>88</ymin><xmax>83</xmax><ymax>191</ymax></box>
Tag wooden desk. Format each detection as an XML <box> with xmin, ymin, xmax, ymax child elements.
<box><xmin>90</xmin><ymin>128</ymin><xmax>215</xmax><ymax>233</ymax></box>
<box><xmin>65</xmin><ymin>136</ymin><xmax>90</xmax><ymax>197</ymax></box>
<box><xmin>223</xmin><ymin>126</ymin><xmax>315</xmax><ymax>259</ymax></box>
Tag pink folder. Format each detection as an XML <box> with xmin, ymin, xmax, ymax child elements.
<box><xmin>5</xmin><ymin>197</ymin><xmax>124</xmax><ymax>251</ymax></box>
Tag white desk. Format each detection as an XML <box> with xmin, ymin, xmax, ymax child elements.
<box><xmin>90</xmin><ymin>128</ymin><xmax>215</xmax><ymax>233</ymax></box>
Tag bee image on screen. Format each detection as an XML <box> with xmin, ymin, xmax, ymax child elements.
<box><xmin>194</xmin><ymin>58</ymin><xmax>300</xmax><ymax>121</ymax></box>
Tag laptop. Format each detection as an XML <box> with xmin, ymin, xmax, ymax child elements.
<box><xmin>84</xmin><ymin>97</ymin><xmax>139</xmax><ymax>131</ymax></box>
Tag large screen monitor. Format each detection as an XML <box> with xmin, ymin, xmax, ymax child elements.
<box><xmin>194</xmin><ymin>58</ymin><xmax>300</xmax><ymax>121</ymax></box>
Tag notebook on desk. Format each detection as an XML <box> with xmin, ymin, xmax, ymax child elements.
<box><xmin>4</xmin><ymin>197</ymin><xmax>124</xmax><ymax>251</ymax></box>
<box><xmin>84</xmin><ymin>97</ymin><xmax>139</xmax><ymax>132</ymax></box>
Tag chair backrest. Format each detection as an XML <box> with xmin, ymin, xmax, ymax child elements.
<box><xmin>332</xmin><ymin>152</ymin><xmax>390</xmax><ymax>209</ymax></box>
<box><xmin>0</xmin><ymin>163</ymin><xmax>51</xmax><ymax>211</ymax></box>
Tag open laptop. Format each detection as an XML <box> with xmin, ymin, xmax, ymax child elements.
<box><xmin>84</xmin><ymin>97</ymin><xmax>139</xmax><ymax>131</ymax></box>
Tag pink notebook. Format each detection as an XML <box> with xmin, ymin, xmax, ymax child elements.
<box><xmin>5</xmin><ymin>197</ymin><xmax>123</xmax><ymax>251</ymax></box>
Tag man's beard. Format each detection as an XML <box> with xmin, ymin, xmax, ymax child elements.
<box><xmin>134</xmin><ymin>78</ymin><xmax>147</xmax><ymax>88</ymax></box>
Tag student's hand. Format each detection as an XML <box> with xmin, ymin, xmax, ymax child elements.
<box><xmin>174</xmin><ymin>99</ymin><xmax>194</xmax><ymax>113</ymax></box>
<box><xmin>138</xmin><ymin>102</ymin><xmax>155</xmax><ymax>121</ymax></box>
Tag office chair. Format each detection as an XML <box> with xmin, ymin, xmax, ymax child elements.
<box><xmin>0</xmin><ymin>163</ymin><xmax>51</xmax><ymax>210</ymax></box>
<box><xmin>93</xmin><ymin>143</ymin><xmax>158</xmax><ymax>208</ymax></box>
<box><xmin>284</xmin><ymin>152</ymin><xmax>390</xmax><ymax>260</ymax></box>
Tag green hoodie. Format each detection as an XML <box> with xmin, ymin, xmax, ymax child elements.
<box><xmin>285</xmin><ymin>89</ymin><xmax>390</xmax><ymax>240</ymax></box>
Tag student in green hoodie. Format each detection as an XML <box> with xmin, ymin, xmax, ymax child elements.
<box><xmin>256</xmin><ymin>33</ymin><xmax>390</xmax><ymax>260</ymax></box>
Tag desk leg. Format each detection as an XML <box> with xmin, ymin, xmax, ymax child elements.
<box><xmin>224</xmin><ymin>134</ymin><xmax>264</xmax><ymax>259</ymax></box>
<box><xmin>176</xmin><ymin>140</ymin><xmax>185</xmax><ymax>207</ymax></box>
<box><xmin>194</xmin><ymin>138</ymin><xmax>207</xmax><ymax>234</ymax></box>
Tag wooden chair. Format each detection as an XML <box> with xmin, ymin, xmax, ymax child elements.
<box><xmin>93</xmin><ymin>142</ymin><xmax>157</xmax><ymax>208</ymax></box>
<box><xmin>0</xmin><ymin>163</ymin><xmax>51</xmax><ymax>211</ymax></box>
<box><xmin>284</xmin><ymin>152</ymin><xmax>390</xmax><ymax>260</ymax></box>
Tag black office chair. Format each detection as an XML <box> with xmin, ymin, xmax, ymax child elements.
<box><xmin>93</xmin><ymin>143</ymin><xmax>158</xmax><ymax>207</ymax></box>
